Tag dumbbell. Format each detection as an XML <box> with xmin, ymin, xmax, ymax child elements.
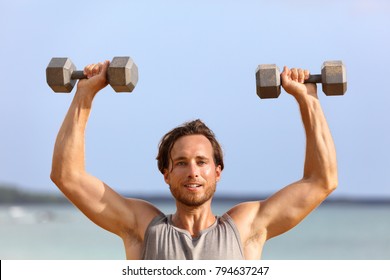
<box><xmin>255</xmin><ymin>61</ymin><xmax>347</xmax><ymax>99</ymax></box>
<box><xmin>46</xmin><ymin>57</ymin><xmax>138</xmax><ymax>93</ymax></box>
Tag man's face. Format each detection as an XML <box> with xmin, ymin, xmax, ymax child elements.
<box><xmin>163</xmin><ymin>134</ymin><xmax>222</xmax><ymax>207</ymax></box>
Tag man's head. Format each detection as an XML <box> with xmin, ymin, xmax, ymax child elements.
<box><xmin>156</xmin><ymin>119</ymin><xmax>224</xmax><ymax>207</ymax></box>
<box><xmin>157</xmin><ymin>119</ymin><xmax>224</xmax><ymax>174</ymax></box>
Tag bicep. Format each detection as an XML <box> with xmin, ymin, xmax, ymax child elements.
<box><xmin>55</xmin><ymin>172</ymin><xmax>158</xmax><ymax>237</ymax></box>
<box><xmin>258</xmin><ymin>179</ymin><xmax>332</xmax><ymax>240</ymax></box>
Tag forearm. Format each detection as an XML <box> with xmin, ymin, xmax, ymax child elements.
<box><xmin>51</xmin><ymin>91</ymin><xmax>94</xmax><ymax>184</ymax></box>
<box><xmin>298</xmin><ymin>95</ymin><xmax>338</xmax><ymax>190</ymax></box>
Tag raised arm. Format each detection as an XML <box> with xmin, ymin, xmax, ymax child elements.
<box><xmin>260</xmin><ymin>66</ymin><xmax>338</xmax><ymax>238</ymax></box>
<box><xmin>229</xmin><ymin>66</ymin><xmax>338</xmax><ymax>253</ymax></box>
<box><xmin>50</xmin><ymin>61</ymin><xmax>160</xmax><ymax>240</ymax></box>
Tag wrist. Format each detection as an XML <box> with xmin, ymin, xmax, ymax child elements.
<box><xmin>73</xmin><ymin>89</ymin><xmax>96</xmax><ymax>108</ymax></box>
<box><xmin>294</xmin><ymin>88</ymin><xmax>319</xmax><ymax>105</ymax></box>
<box><xmin>296</xmin><ymin>92</ymin><xmax>320</xmax><ymax>112</ymax></box>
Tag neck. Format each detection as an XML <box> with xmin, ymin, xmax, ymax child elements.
<box><xmin>172</xmin><ymin>200</ymin><xmax>216</xmax><ymax>237</ymax></box>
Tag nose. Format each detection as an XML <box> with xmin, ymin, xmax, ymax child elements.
<box><xmin>187</xmin><ymin>161</ymin><xmax>199</xmax><ymax>178</ymax></box>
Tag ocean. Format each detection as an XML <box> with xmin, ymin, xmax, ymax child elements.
<box><xmin>0</xmin><ymin>202</ymin><xmax>389</xmax><ymax>260</ymax></box>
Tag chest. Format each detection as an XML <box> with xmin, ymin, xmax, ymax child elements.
<box><xmin>141</xmin><ymin>216</ymin><xmax>244</xmax><ymax>260</ymax></box>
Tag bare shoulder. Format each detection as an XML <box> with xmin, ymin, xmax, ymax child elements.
<box><xmin>227</xmin><ymin>201</ymin><xmax>268</xmax><ymax>259</ymax></box>
<box><xmin>120</xmin><ymin>198</ymin><xmax>162</xmax><ymax>259</ymax></box>
<box><xmin>227</xmin><ymin>201</ymin><xmax>267</xmax><ymax>241</ymax></box>
<box><xmin>120</xmin><ymin>198</ymin><xmax>162</xmax><ymax>240</ymax></box>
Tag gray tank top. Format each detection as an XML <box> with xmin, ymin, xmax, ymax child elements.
<box><xmin>141</xmin><ymin>213</ymin><xmax>244</xmax><ymax>260</ymax></box>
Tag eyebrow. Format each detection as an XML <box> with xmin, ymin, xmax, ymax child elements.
<box><xmin>172</xmin><ymin>155</ymin><xmax>210</xmax><ymax>161</ymax></box>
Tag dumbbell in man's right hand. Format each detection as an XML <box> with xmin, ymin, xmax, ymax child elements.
<box><xmin>46</xmin><ymin>57</ymin><xmax>138</xmax><ymax>93</ymax></box>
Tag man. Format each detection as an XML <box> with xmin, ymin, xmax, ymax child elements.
<box><xmin>51</xmin><ymin>60</ymin><xmax>338</xmax><ymax>259</ymax></box>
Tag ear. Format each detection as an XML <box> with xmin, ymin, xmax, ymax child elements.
<box><xmin>163</xmin><ymin>169</ymin><xmax>170</xmax><ymax>184</ymax></box>
<box><xmin>215</xmin><ymin>165</ymin><xmax>222</xmax><ymax>182</ymax></box>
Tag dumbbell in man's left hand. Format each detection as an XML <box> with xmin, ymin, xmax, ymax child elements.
<box><xmin>281</xmin><ymin>66</ymin><xmax>318</xmax><ymax>101</ymax></box>
<box><xmin>76</xmin><ymin>60</ymin><xmax>110</xmax><ymax>99</ymax></box>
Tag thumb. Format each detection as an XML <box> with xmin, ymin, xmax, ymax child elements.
<box><xmin>281</xmin><ymin>66</ymin><xmax>292</xmax><ymax>87</ymax></box>
<box><xmin>100</xmin><ymin>60</ymin><xmax>110</xmax><ymax>77</ymax></box>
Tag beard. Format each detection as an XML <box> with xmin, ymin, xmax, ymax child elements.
<box><xmin>169</xmin><ymin>183</ymin><xmax>216</xmax><ymax>207</ymax></box>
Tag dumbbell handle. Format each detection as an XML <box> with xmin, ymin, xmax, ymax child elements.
<box><xmin>71</xmin><ymin>71</ymin><xmax>88</xmax><ymax>80</ymax></box>
<box><xmin>304</xmin><ymin>74</ymin><xmax>322</xmax><ymax>84</ymax></box>
<box><xmin>280</xmin><ymin>74</ymin><xmax>322</xmax><ymax>84</ymax></box>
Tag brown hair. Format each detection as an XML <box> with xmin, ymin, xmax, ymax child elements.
<box><xmin>156</xmin><ymin>119</ymin><xmax>224</xmax><ymax>174</ymax></box>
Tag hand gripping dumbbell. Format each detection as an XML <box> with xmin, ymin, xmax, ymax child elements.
<box><xmin>255</xmin><ymin>61</ymin><xmax>347</xmax><ymax>99</ymax></box>
<box><xmin>46</xmin><ymin>57</ymin><xmax>138</xmax><ymax>93</ymax></box>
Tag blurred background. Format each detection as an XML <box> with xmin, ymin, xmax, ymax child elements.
<box><xmin>0</xmin><ymin>0</ymin><xmax>389</xmax><ymax>259</ymax></box>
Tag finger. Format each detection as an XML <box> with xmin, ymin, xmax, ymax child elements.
<box><xmin>282</xmin><ymin>65</ymin><xmax>289</xmax><ymax>74</ymax></box>
<box><xmin>92</xmin><ymin>63</ymin><xmax>103</xmax><ymax>76</ymax></box>
<box><xmin>83</xmin><ymin>64</ymin><xmax>90</xmax><ymax>77</ymax></box>
<box><xmin>290</xmin><ymin>68</ymin><xmax>299</xmax><ymax>82</ymax></box>
<box><xmin>281</xmin><ymin>66</ymin><xmax>290</xmax><ymax>78</ymax></box>
<box><xmin>100</xmin><ymin>60</ymin><xmax>110</xmax><ymax>77</ymax></box>
<box><xmin>298</xmin><ymin>69</ymin><xmax>305</xmax><ymax>83</ymax></box>
<box><xmin>84</xmin><ymin>64</ymin><xmax>95</xmax><ymax>78</ymax></box>
<box><xmin>304</xmin><ymin>69</ymin><xmax>310</xmax><ymax>80</ymax></box>
<box><xmin>281</xmin><ymin>66</ymin><xmax>289</xmax><ymax>84</ymax></box>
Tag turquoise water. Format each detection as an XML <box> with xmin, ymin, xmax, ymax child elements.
<box><xmin>0</xmin><ymin>202</ymin><xmax>389</xmax><ymax>259</ymax></box>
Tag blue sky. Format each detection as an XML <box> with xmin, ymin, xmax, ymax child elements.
<box><xmin>0</xmin><ymin>0</ymin><xmax>389</xmax><ymax>199</ymax></box>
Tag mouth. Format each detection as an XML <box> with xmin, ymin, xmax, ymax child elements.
<box><xmin>183</xmin><ymin>183</ymin><xmax>203</xmax><ymax>190</ymax></box>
